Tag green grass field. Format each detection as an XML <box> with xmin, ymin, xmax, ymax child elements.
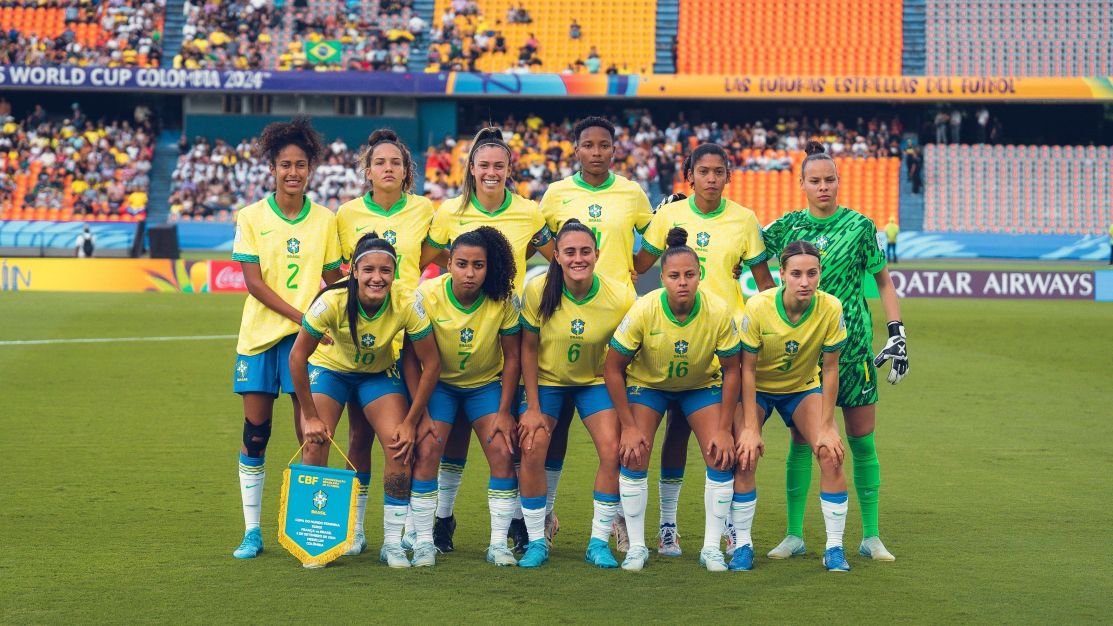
<box><xmin>2</xmin><ymin>293</ymin><xmax>1111</xmax><ymax>624</ymax></box>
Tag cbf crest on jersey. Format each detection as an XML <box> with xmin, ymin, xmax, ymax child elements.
<box><xmin>460</xmin><ymin>327</ymin><xmax>476</xmax><ymax>344</ymax></box>
<box><xmin>360</xmin><ymin>333</ymin><xmax>376</xmax><ymax>349</ymax></box>
<box><xmin>587</xmin><ymin>204</ymin><xmax>603</xmax><ymax>219</ymax></box>
<box><xmin>287</xmin><ymin>238</ymin><xmax>301</xmax><ymax>255</ymax></box>
<box><xmin>814</xmin><ymin>235</ymin><xmax>830</xmax><ymax>255</ymax></box>
<box><xmin>571</xmin><ymin>319</ymin><xmax>586</xmax><ymax>335</ymax></box>
<box><xmin>696</xmin><ymin>232</ymin><xmax>711</xmax><ymax>247</ymax></box>
<box><xmin>383</xmin><ymin>230</ymin><xmax>398</xmax><ymax>245</ymax></box>
<box><xmin>785</xmin><ymin>340</ymin><xmax>800</xmax><ymax>354</ymax></box>
<box><xmin>674</xmin><ymin>339</ymin><xmax>689</xmax><ymax>355</ymax></box>
<box><xmin>278</xmin><ymin>441</ymin><xmax>358</xmax><ymax>568</ymax></box>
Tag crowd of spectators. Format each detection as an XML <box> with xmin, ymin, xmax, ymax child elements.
<box><xmin>0</xmin><ymin>0</ymin><xmax>165</xmax><ymax>67</ymax></box>
<box><xmin>176</xmin><ymin>0</ymin><xmax>423</xmax><ymax>72</ymax></box>
<box><xmin>0</xmin><ymin>100</ymin><xmax>154</xmax><ymax>218</ymax></box>
<box><xmin>169</xmin><ymin>134</ymin><xmax>361</xmax><ymax>219</ymax></box>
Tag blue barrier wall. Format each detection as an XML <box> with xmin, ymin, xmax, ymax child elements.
<box><xmin>0</xmin><ymin>220</ymin><xmax>138</xmax><ymax>249</ymax></box>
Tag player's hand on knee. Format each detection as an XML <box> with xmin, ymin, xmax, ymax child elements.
<box><xmin>735</xmin><ymin>429</ymin><xmax>764</xmax><ymax>471</ymax></box>
<box><xmin>813</xmin><ymin>432</ymin><xmax>845</xmax><ymax>468</ymax></box>
<box><xmin>389</xmin><ymin>421</ymin><xmax>418</xmax><ymax>465</ymax></box>
<box><xmin>873</xmin><ymin>320</ymin><xmax>909</xmax><ymax>384</ymax></box>
<box><xmin>518</xmin><ymin>408</ymin><xmax>550</xmax><ymax>452</ymax></box>
<box><xmin>707</xmin><ymin>430</ymin><xmax>735</xmax><ymax>470</ymax></box>
<box><xmin>490</xmin><ymin>410</ymin><xmax>518</xmax><ymax>455</ymax></box>
<box><xmin>619</xmin><ymin>428</ymin><xmax>649</xmax><ymax>468</ymax></box>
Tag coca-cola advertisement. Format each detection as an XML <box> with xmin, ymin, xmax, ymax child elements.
<box><xmin>209</xmin><ymin>260</ymin><xmax>247</xmax><ymax>292</ymax></box>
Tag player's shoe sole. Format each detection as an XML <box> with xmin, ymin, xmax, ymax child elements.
<box><xmin>767</xmin><ymin>535</ymin><xmax>806</xmax><ymax>559</ymax></box>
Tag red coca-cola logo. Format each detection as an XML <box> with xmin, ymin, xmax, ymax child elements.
<box><xmin>210</xmin><ymin>261</ymin><xmax>247</xmax><ymax>292</ymax></box>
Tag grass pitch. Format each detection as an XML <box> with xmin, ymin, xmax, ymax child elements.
<box><xmin>1</xmin><ymin>292</ymin><xmax>1110</xmax><ymax>624</ymax></box>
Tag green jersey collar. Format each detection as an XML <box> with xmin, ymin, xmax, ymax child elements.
<box><xmin>446</xmin><ymin>277</ymin><xmax>486</xmax><ymax>313</ymax></box>
<box><xmin>267</xmin><ymin>193</ymin><xmax>311</xmax><ymax>225</ymax></box>
<box><xmin>572</xmin><ymin>171</ymin><xmax>615</xmax><ymax>192</ymax></box>
<box><xmin>688</xmin><ymin>196</ymin><xmax>726</xmax><ymax>219</ymax></box>
<box><xmin>362</xmin><ymin>193</ymin><xmax>408</xmax><ymax>216</ymax></box>
<box><xmin>661</xmin><ymin>290</ymin><xmax>702</xmax><ymax>327</ymax></box>
<box><xmin>358</xmin><ymin>292</ymin><xmax>391</xmax><ymax>321</ymax></box>
<box><xmin>468</xmin><ymin>190</ymin><xmax>512</xmax><ymax>217</ymax></box>
<box><xmin>775</xmin><ymin>286</ymin><xmax>816</xmax><ymax>328</ymax></box>
<box><xmin>563</xmin><ymin>274</ymin><xmax>600</xmax><ymax>304</ymax></box>
<box><xmin>804</xmin><ymin>205</ymin><xmax>846</xmax><ymax>225</ymax></box>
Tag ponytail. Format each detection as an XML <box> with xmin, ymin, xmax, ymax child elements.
<box><xmin>539</xmin><ymin>218</ymin><xmax>595</xmax><ymax>321</ymax></box>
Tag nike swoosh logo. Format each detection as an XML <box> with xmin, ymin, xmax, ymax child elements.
<box><xmin>244</xmin><ymin>484</ymin><xmax>257</xmax><ymax>489</ymax></box>
<box><xmin>459</xmin><ymin>220</ymin><xmax>477</xmax><ymax>226</ymax></box>
<box><xmin>861</xmin><ymin>387</ymin><xmax>875</xmax><ymax>395</ymax></box>
<box><xmin>355</xmin><ymin>225</ymin><xmax>370</xmax><ymax>232</ymax></box>
<box><xmin>561</xmin><ymin>198</ymin><xmax>575</xmax><ymax>205</ymax></box>
<box><xmin>394</xmin><ymin>512</ymin><xmax>407</xmax><ymax>517</ymax></box>
<box><xmin>260</xmin><ymin>229</ymin><xmax>274</xmax><ymax>236</ymax></box>
<box><xmin>832</xmin><ymin>511</ymin><xmax>845</xmax><ymax>517</ymax></box>
<box><xmin>791</xmin><ymin>226</ymin><xmax>806</xmax><ymax>231</ymax></box>
<box><xmin>761</xmin><ymin>331</ymin><xmax>776</xmax><ymax>336</ymax></box>
<box><xmin>435</xmin><ymin>318</ymin><xmax>450</xmax><ymax>323</ymax></box>
<box><xmin>649</xmin><ymin>330</ymin><xmax>664</xmax><ymax>336</ymax></box>
<box><xmin>716</xmin><ymin>499</ymin><xmax>731</xmax><ymax>505</ymax></box>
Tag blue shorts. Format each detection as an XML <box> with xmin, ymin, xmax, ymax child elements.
<box><xmin>520</xmin><ymin>384</ymin><xmax>613</xmax><ymax>422</ymax></box>
<box><xmin>627</xmin><ymin>385</ymin><xmax>723</xmax><ymax>417</ymax></box>
<box><xmin>755</xmin><ymin>387</ymin><xmax>823</xmax><ymax>428</ymax></box>
<box><xmin>428</xmin><ymin>380</ymin><xmax>503</xmax><ymax>424</ymax></box>
<box><xmin>233</xmin><ymin>334</ymin><xmax>296</xmax><ymax>396</ymax></box>
<box><xmin>309</xmin><ymin>364</ymin><xmax>406</xmax><ymax>409</ymax></box>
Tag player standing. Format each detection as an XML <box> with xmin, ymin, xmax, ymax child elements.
<box><xmin>516</xmin><ymin>219</ymin><xmax>636</xmax><ymax>568</ymax></box>
<box><xmin>733</xmin><ymin>241</ymin><xmax>851</xmax><ymax>572</ymax></box>
<box><xmin>230</xmin><ymin>117</ymin><xmax>343</xmax><ymax>559</ymax></box>
<box><xmin>762</xmin><ymin>142</ymin><xmax>908</xmax><ymax>562</ymax></box>
<box><xmin>605</xmin><ymin>228</ymin><xmax>742</xmax><ymax>571</ymax></box>
<box><xmin>634</xmin><ymin>143</ymin><xmax>775</xmax><ymax>556</ymax></box>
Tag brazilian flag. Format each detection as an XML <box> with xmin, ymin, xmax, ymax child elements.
<box><xmin>307</xmin><ymin>40</ymin><xmax>342</xmax><ymax>65</ymax></box>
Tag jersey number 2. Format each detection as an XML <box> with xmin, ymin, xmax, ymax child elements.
<box><xmin>286</xmin><ymin>263</ymin><xmax>300</xmax><ymax>289</ymax></box>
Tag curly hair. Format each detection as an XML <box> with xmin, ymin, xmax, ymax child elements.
<box><xmin>572</xmin><ymin>116</ymin><xmax>615</xmax><ymax>143</ymax></box>
<box><xmin>449</xmin><ymin>226</ymin><xmax>516</xmax><ymax>302</ymax></box>
<box><xmin>357</xmin><ymin>128</ymin><xmax>416</xmax><ymax>193</ymax></box>
<box><xmin>255</xmin><ymin>115</ymin><xmax>325</xmax><ymax>167</ymax></box>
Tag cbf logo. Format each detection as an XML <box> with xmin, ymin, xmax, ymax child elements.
<box><xmin>235</xmin><ymin>360</ymin><xmax>248</xmax><ymax>381</ymax></box>
<box><xmin>696</xmin><ymin>232</ymin><xmax>711</xmax><ymax>247</ymax></box>
<box><xmin>571</xmin><ymin>319</ymin><xmax>586</xmax><ymax>335</ymax></box>
<box><xmin>309</xmin><ymin>368</ymin><xmax>322</xmax><ymax>385</ymax></box>
<box><xmin>287</xmin><ymin>238</ymin><xmax>301</xmax><ymax>254</ymax></box>
<box><xmin>361</xmin><ymin>333</ymin><xmax>376</xmax><ymax>349</ymax></box>
<box><xmin>674</xmin><ymin>340</ymin><xmax>689</xmax><ymax>355</ymax></box>
<box><xmin>587</xmin><ymin>204</ymin><xmax>602</xmax><ymax>219</ymax></box>
<box><xmin>383</xmin><ymin>230</ymin><xmax>398</xmax><ymax>245</ymax></box>
<box><xmin>460</xmin><ymin>327</ymin><xmax>475</xmax><ymax>344</ymax></box>
<box><xmin>814</xmin><ymin>235</ymin><xmax>830</xmax><ymax>255</ymax></box>
<box><xmin>785</xmin><ymin>340</ymin><xmax>800</xmax><ymax>354</ymax></box>
<box><xmin>312</xmin><ymin>490</ymin><xmax>328</xmax><ymax>511</ymax></box>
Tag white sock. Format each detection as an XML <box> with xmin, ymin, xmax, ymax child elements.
<box><xmin>488</xmin><ymin>476</ymin><xmax>519</xmax><ymax>546</ymax></box>
<box><xmin>521</xmin><ymin>495</ymin><xmax>546</xmax><ymax>542</ymax></box>
<box><xmin>238</xmin><ymin>453</ymin><xmax>264</xmax><ymax>530</ymax></box>
<box><xmin>354</xmin><ymin>472</ymin><xmax>370</xmax><ymax>535</ymax></box>
<box><xmin>436</xmin><ymin>457</ymin><xmax>466</xmax><ymax>518</ymax></box>
<box><xmin>411</xmin><ymin>479</ymin><xmax>438</xmax><ymax>544</ymax></box>
<box><xmin>383</xmin><ymin>499</ymin><xmax>409</xmax><ymax>546</ymax></box>
<box><xmin>404</xmin><ymin>510</ymin><xmax>414</xmax><ymax>535</ymax></box>
<box><xmin>659</xmin><ymin>467</ymin><xmax>684</xmax><ymax>527</ymax></box>
<box><xmin>820</xmin><ymin>491</ymin><xmax>849</xmax><ymax>550</ymax></box>
<box><xmin>730</xmin><ymin>490</ymin><xmax>757</xmax><ymax>549</ymax></box>
<box><xmin>619</xmin><ymin>470</ymin><xmax>649</xmax><ymax>549</ymax></box>
<box><xmin>703</xmin><ymin>469</ymin><xmax>733</xmax><ymax>550</ymax></box>
<box><xmin>544</xmin><ymin>461</ymin><xmax>563</xmax><ymax>515</ymax></box>
<box><xmin>591</xmin><ymin>493</ymin><xmax>619</xmax><ymax>542</ymax></box>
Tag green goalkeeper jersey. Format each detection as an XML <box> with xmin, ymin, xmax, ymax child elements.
<box><xmin>763</xmin><ymin>206</ymin><xmax>886</xmax><ymax>364</ymax></box>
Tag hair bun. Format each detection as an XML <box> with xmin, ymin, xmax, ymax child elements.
<box><xmin>804</xmin><ymin>141</ymin><xmax>826</xmax><ymax>156</ymax></box>
<box><xmin>564</xmin><ymin>217</ymin><xmax>583</xmax><ymax>227</ymax></box>
<box><xmin>665</xmin><ymin>226</ymin><xmax>688</xmax><ymax>248</ymax></box>
<box><xmin>368</xmin><ymin>129</ymin><xmax>399</xmax><ymax>145</ymax></box>
<box><xmin>476</xmin><ymin>127</ymin><xmax>502</xmax><ymax>142</ymax></box>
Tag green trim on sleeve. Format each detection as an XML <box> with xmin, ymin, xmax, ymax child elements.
<box><xmin>715</xmin><ymin>342</ymin><xmax>742</xmax><ymax>358</ymax></box>
<box><xmin>408</xmin><ymin>324</ymin><xmax>433</xmax><ymax>342</ymax></box>
<box><xmin>822</xmin><ymin>338</ymin><xmax>847</xmax><ymax>353</ymax></box>
<box><xmin>232</xmin><ymin>253</ymin><xmax>260</xmax><ymax>263</ymax></box>
<box><xmin>867</xmin><ymin>259</ymin><xmax>887</xmax><ymax>275</ymax></box>
<box><xmin>301</xmin><ymin>318</ymin><xmax>324</xmax><ymax>339</ymax></box>
<box><xmin>740</xmin><ymin>342</ymin><xmax>760</xmax><ymax>354</ymax></box>
<box><xmin>519</xmin><ymin>315</ymin><xmax>540</xmax><ymax>333</ymax></box>
<box><xmin>499</xmin><ymin>324</ymin><xmax>522</xmax><ymax>336</ymax></box>
<box><xmin>743</xmin><ymin>248</ymin><xmax>772</xmax><ymax>267</ymax></box>
<box><xmin>635</xmin><ymin>222</ymin><xmax>651</xmax><ymax>235</ymax></box>
<box><xmin>323</xmin><ymin>259</ymin><xmax>342</xmax><ymax>271</ymax></box>
<box><xmin>608</xmin><ymin>337</ymin><xmax>636</xmax><ymax>357</ymax></box>
<box><xmin>424</xmin><ymin>234</ymin><xmax>448</xmax><ymax>249</ymax></box>
<box><xmin>640</xmin><ymin>238</ymin><xmax>663</xmax><ymax>256</ymax></box>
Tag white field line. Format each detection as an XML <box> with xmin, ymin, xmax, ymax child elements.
<box><xmin>0</xmin><ymin>334</ymin><xmax>237</xmax><ymax>346</ymax></box>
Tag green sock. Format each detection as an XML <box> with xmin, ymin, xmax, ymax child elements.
<box><xmin>785</xmin><ymin>441</ymin><xmax>812</xmax><ymax>537</ymax></box>
<box><xmin>848</xmin><ymin>432</ymin><xmax>881</xmax><ymax>538</ymax></box>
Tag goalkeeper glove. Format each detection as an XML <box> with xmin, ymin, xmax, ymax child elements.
<box><xmin>872</xmin><ymin>320</ymin><xmax>908</xmax><ymax>384</ymax></box>
<box><xmin>655</xmin><ymin>192</ymin><xmax>686</xmax><ymax>213</ymax></box>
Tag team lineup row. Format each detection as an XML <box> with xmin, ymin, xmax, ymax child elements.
<box><xmin>228</xmin><ymin>116</ymin><xmax>910</xmax><ymax>572</ymax></box>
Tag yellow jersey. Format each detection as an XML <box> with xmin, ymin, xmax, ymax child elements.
<box><xmin>610</xmin><ymin>288</ymin><xmax>741</xmax><ymax>391</ymax></box>
<box><xmin>416</xmin><ymin>274</ymin><xmax>521</xmax><ymax>388</ymax></box>
<box><xmin>540</xmin><ymin>172</ymin><xmax>653</xmax><ymax>286</ymax></box>
<box><xmin>232</xmin><ymin>194</ymin><xmax>342</xmax><ymax>355</ymax></box>
<box><xmin>641</xmin><ymin>196</ymin><xmax>769</xmax><ymax>320</ymax></box>
<box><xmin>302</xmin><ymin>287</ymin><xmax>433</xmax><ymax>374</ymax></box>
<box><xmin>520</xmin><ymin>273</ymin><xmax>635</xmax><ymax>386</ymax></box>
<box><xmin>426</xmin><ymin>191</ymin><xmax>551</xmax><ymax>296</ymax></box>
<box><xmin>738</xmin><ymin>287</ymin><xmax>848</xmax><ymax>394</ymax></box>
<box><xmin>336</xmin><ymin>192</ymin><xmax>434</xmax><ymax>296</ymax></box>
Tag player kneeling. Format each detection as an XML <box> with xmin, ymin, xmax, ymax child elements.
<box><xmin>289</xmin><ymin>232</ymin><xmax>441</xmax><ymax>569</ymax></box>
<box><xmin>734</xmin><ymin>241</ymin><xmax>852</xmax><ymax>572</ymax></box>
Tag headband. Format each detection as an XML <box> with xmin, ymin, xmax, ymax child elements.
<box><xmin>353</xmin><ymin>249</ymin><xmax>397</xmax><ymax>266</ymax></box>
<box><xmin>474</xmin><ymin>139</ymin><xmax>511</xmax><ymax>155</ymax></box>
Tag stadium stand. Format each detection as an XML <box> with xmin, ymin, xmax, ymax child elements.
<box><xmin>0</xmin><ymin>0</ymin><xmax>166</xmax><ymax>67</ymax></box>
<box><xmin>923</xmin><ymin>144</ymin><xmax>1112</xmax><ymax>235</ymax></box>
<box><xmin>925</xmin><ymin>0</ymin><xmax>1113</xmax><ymax>76</ymax></box>
<box><xmin>177</xmin><ymin>0</ymin><xmax>423</xmax><ymax>71</ymax></box>
<box><xmin>676</xmin><ymin>0</ymin><xmax>902</xmax><ymax>75</ymax></box>
<box><xmin>0</xmin><ymin>108</ymin><xmax>154</xmax><ymax>222</ymax></box>
<box><xmin>425</xmin><ymin>0</ymin><xmax>655</xmax><ymax>74</ymax></box>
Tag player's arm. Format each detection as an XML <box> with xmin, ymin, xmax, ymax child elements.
<box><xmin>241</xmin><ymin>262</ymin><xmax>304</xmax><ymax>325</ymax></box>
<box><xmin>736</xmin><ymin>350</ymin><xmax>763</xmax><ymax>470</ymax></box>
<box><xmin>633</xmin><ymin>247</ymin><xmax>659</xmax><ymax>274</ymax></box>
<box><xmin>603</xmin><ymin>346</ymin><xmax>647</xmax><ymax>467</ymax></box>
<box><xmin>749</xmin><ymin>261</ymin><xmax>775</xmax><ymax>291</ymax></box>
<box><xmin>289</xmin><ymin>327</ymin><xmax>328</xmax><ymax>444</ymax></box>
<box><xmin>322</xmin><ymin>267</ymin><xmax>343</xmax><ymax>284</ymax></box>
<box><xmin>816</xmin><ymin>347</ymin><xmax>845</xmax><ymax>466</ymax></box>
<box><xmin>517</xmin><ymin>327</ymin><xmax>548</xmax><ymax>451</ymax></box>
<box><xmin>394</xmin><ymin>334</ymin><xmax>441</xmax><ymax>464</ymax></box>
<box><xmin>872</xmin><ymin>268</ymin><xmax>908</xmax><ymax>384</ymax></box>
<box><xmin>420</xmin><ymin>240</ymin><xmax>447</xmax><ymax>268</ymax></box>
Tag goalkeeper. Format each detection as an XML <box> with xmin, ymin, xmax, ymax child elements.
<box><xmin>760</xmin><ymin>142</ymin><xmax>908</xmax><ymax>562</ymax></box>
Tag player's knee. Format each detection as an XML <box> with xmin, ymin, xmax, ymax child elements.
<box><xmin>242</xmin><ymin>418</ymin><xmax>272</xmax><ymax>457</ymax></box>
<box><xmin>415</xmin><ymin>435</ymin><xmax>445</xmax><ymax>471</ymax></box>
<box><xmin>520</xmin><ymin>431</ymin><xmax>551</xmax><ymax>463</ymax></box>
<box><xmin>597</xmin><ymin>439</ymin><xmax>620</xmax><ymax>468</ymax></box>
<box><xmin>485</xmin><ymin>443</ymin><xmax>514</xmax><ymax>473</ymax></box>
